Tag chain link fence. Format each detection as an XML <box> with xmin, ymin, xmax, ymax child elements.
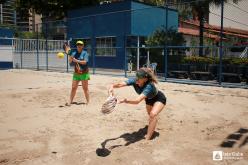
<box><xmin>0</xmin><ymin>0</ymin><xmax>247</xmax><ymax>88</ymax></box>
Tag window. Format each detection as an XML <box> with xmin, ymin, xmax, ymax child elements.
<box><xmin>96</xmin><ymin>37</ymin><xmax>116</xmax><ymax>57</ymax></box>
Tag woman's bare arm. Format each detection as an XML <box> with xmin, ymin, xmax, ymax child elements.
<box><xmin>108</xmin><ymin>82</ymin><xmax>127</xmax><ymax>95</ymax></box>
<box><xmin>119</xmin><ymin>94</ymin><xmax>146</xmax><ymax>105</ymax></box>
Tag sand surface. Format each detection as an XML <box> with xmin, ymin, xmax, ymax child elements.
<box><xmin>0</xmin><ymin>69</ymin><xmax>247</xmax><ymax>165</ymax></box>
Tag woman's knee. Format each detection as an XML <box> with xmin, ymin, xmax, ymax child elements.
<box><xmin>72</xmin><ymin>85</ymin><xmax>78</xmax><ymax>91</ymax></box>
<box><xmin>83</xmin><ymin>86</ymin><xmax>88</xmax><ymax>91</ymax></box>
<box><xmin>149</xmin><ymin>111</ymin><xmax>158</xmax><ymax>119</ymax></box>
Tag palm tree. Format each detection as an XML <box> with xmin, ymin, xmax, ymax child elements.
<box><xmin>189</xmin><ymin>0</ymin><xmax>242</xmax><ymax>56</ymax></box>
<box><xmin>144</xmin><ymin>0</ymin><xmax>243</xmax><ymax>57</ymax></box>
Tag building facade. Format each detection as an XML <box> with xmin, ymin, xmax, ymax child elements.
<box><xmin>0</xmin><ymin>0</ymin><xmax>41</xmax><ymax>32</ymax></box>
<box><xmin>67</xmin><ymin>0</ymin><xmax>178</xmax><ymax>69</ymax></box>
<box><xmin>209</xmin><ymin>0</ymin><xmax>248</xmax><ymax>31</ymax></box>
<box><xmin>0</xmin><ymin>0</ymin><xmax>15</xmax><ymax>25</ymax></box>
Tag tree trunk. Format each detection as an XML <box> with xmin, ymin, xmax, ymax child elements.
<box><xmin>199</xmin><ymin>14</ymin><xmax>204</xmax><ymax>57</ymax></box>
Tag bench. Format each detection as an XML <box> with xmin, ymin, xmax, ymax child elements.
<box><xmin>169</xmin><ymin>70</ymin><xmax>188</xmax><ymax>79</ymax></box>
<box><xmin>221</xmin><ymin>73</ymin><xmax>241</xmax><ymax>83</ymax></box>
<box><xmin>190</xmin><ymin>71</ymin><xmax>214</xmax><ymax>81</ymax></box>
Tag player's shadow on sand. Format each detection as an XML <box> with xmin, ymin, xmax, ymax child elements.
<box><xmin>220</xmin><ymin>128</ymin><xmax>248</xmax><ymax>148</ymax></box>
<box><xmin>58</xmin><ymin>102</ymin><xmax>86</xmax><ymax>108</ymax></box>
<box><xmin>96</xmin><ymin>126</ymin><xmax>159</xmax><ymax>157</ymax></box>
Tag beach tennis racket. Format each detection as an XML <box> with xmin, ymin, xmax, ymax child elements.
<box><xmin>101</xmin><ymin>95</ymin><xmax>118</xmax><ymax>114</ymax></box>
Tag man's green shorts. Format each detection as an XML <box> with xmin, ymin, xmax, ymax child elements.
<box><xmin>73</xmin><ymin>73</ymin><xmax>90</xmax><ymax>81</ymax></box>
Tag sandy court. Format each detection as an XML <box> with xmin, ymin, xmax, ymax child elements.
<box><xmin>0</xmin><ymin>69</ymin><xmax>247</xmax><ymax>165</ymax></box>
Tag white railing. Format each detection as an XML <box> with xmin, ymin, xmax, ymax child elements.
<box><xmin>13</xmin><ymin>39</ymin><xmax>66</xmax><ymax>52</ymax></box>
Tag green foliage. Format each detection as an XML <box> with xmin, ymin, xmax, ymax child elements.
<box><xmin>231</xmin><ymin>58</ymin><xmax>248</xmax><ymax>65</ymax></box>
<box><xmin>146</xmin><ymin>27</ymin><xmax>185</xmax><ymax>71</ymax></box>
<box><xmin>146</xmin><ymin>27</ymin><xmax>185</xmax><ymax>46</ymax></box>
<box><xmin>183</xmin><ymin>0</ymin><xmax>243</xmax><ymax>56</ymax></box>
<box><xmin>183</xmin><ymin>56</ymin><xmax>248</xmax><ymax>65</ymax></box>
<box><xmin>0</xmin><ymin>24</ymin><xmax>16</xmax><ymax>30</ymax></box>
<box><xmin>190</xmin><ymin>38</ymin><xmax>198</xmax><ymax>47</ymax></box>
<box><xmin>216</xmin><ymin>58</ymin><xmax>248</xmax><ymax>65</ymax></box>
<box><xmin>15</xmin><ymin>31</ymin><xmax>44</xmax><ymax>39</ymax></box>
<box><xmin>183</xmin><ymin>56</ymin><xmax>215</xmax><ymax>64</ymax></box>
<box><xmin>149</xmin><ymin>49</ymin><xmax>164</xmax><ymax>72</ymax></box>
<box><xmin>15</xmin><ymin>0</ymin><xmax>102</xmax><ymax>19</ymax></box>
<box><xmin>225</xmin><ymin>35</ymin><xmax>247</xmax><ymax>47</ymax></box>
<box><xmin>179</xmin><ymin>8</ymin><xmax>192</xmax><ymax>20</ymax></box>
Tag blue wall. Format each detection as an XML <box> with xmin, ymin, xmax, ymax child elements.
<box><xmin>67</xmin><ymin>1</ymin><xmax>131</xmax><ymax>69</ymax></box>
<box><xmin>131</xmin><ymin>1</ymin><xmax>178</xmax><ymax>36</ymax></box>
<box><xmin>67</xmin><ymin>1</ymin><xmax>131</xmax><ymax>38</ymax></box>
<box><xmin>67</xmin><ymin>1</ymin><xmax>178</xmax><ymax>38</ymax></box>
<box><xmin>0</xmin><ymin>62</ymin><xmax>13</xmax><ymax>69</ymax></box>
<box><xmin>67</xmin><ymin>0</ymin><xmax>178</xmax><ymax>69</ymax></box>
<box><xmin>0</xmin><ymin>28</ymin><xmax>14</xmax><ymax>45</ymax></box>
<box><xmin>0</xmin><ymin>28</ymin><xmax>14</xmax><ymax>69</ymax></box>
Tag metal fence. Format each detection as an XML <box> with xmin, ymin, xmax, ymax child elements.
<box><xmin>12</xmin><ymin>38</ymin><xmax>67</xmax><ymax>71</ymax></box>
<box><xmin>126</xmin><ymin>45</ymin><xmax>248</xmax><ymax>87</ymax></box>
<box><xmin>0</xmin><ymin>0</ymin><xmax>248</xmax><ymax>88</ymax></box>
<box><xmin>0</xmin><ymin>37</ymin><xmax>247</xmax><ymax>88</ymax></box>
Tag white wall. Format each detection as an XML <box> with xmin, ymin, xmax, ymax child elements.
<box><xmin>209</xmin><ymin>1</ymin><xmax>248</xmax><ymax>31</ymax></box>
<box><xmin>0</xmin><ymin>46</ymin><xmax>13</xmax><ymax>62</ymax></box>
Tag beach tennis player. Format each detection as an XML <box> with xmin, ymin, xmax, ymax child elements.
<box><xmin>64</xmin><ymin>40</ymin><xmax>90</xmax><ymax>105</ymax></box>
<box><xmin>108</xmin><ymin>68</ymin><xmax>166</xmax><ymax>140</ymax></box>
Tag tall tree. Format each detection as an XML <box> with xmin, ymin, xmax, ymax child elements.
<box><xmin>15</xmin><ymin>0</ymin><xmax>101</xmax><ymax>20</ymax></box>
<box><xmin>146</xmin><ymin>27</ymin><xmax>185</xmax><ymax>46</ymax></box>
<box><xmin>146</xmin><ymin>27</ymin><xmax>185</xmax><ymax>72</ymax></box>
<box><xmin>142</xmin><ymin>0</ymin><xmax>243</xmax><ymax>57</ymax></box>
<box><xmin>189</xmin><ymin>0</ymin><xmax>243</xmax><ymax>56</ymax></box>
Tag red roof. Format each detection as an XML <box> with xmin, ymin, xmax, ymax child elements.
<box><xmin>178</xmin><ymin>27</ymin><xmax>221</xmax><ymax>40</ymax></box>
<box><xmin>180</xmin><ymin>19</ymin><xmax>248</xmax><ymax>39</ymax></box>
